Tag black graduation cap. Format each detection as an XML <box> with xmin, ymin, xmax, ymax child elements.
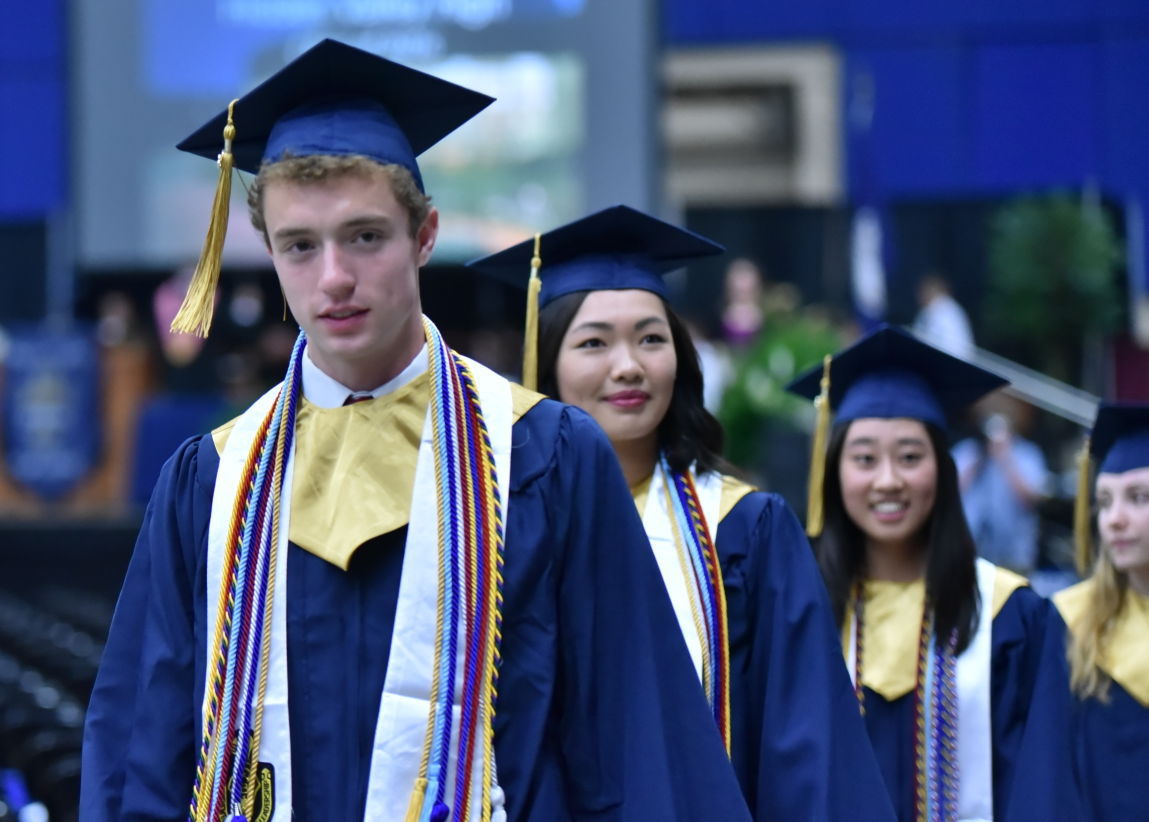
<box><xmin>786</xmin><ymin>324</ymin><xmax>1006</xmax><ymax>429</ymax></box>
<box><xmin>1073</xmin><ymin>402</ymin><xmax>1149</xmax><ymax>574</ymax></box>
<box><xmin>1090</xmin><ymin>402</ymin><xmax>1149</xmax><ymax>475</ymax></box>
<box><xmin>466</xmin><ymin>204</ymin><xmax>723</xmax><ymax>391</ymax></box>
<box><xmin>177</xmin><ymin>38</ymin><xmax>495</xmax><ymax>189</ymax></box>
<box><xmin>466</xmin><ymin>204</ymin><xmax>724</xmax><ymax>307</ymax></box>
<box><xmin>169</xmin><ymin>38</ymin><xmax>493</xmax><ymax>337</ymax></box>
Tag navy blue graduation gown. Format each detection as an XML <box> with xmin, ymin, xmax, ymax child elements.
<box><xmin>718</xmin><ymin>491</ymin><xmax>895</xmax><ymax>821</ymax></box>
<box><xmin>1007</xmin><ymin>608</ymin><xmax>1149</xmax><ymax>822</ymax></box>
<box><xmin>80</xmin><ymin>400</ymin><xmax>752</xmax><ymax>821</ymax></box>
<box><xmin>857</xmin><ymin>587</ymin><xmax>1047</xmax><ymax>821</ymax></box>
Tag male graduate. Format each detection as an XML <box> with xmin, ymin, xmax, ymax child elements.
<box><xmin>80</xmin><ymin>39</ymin><xmax>751</xmax><ymax>822</ymax></box>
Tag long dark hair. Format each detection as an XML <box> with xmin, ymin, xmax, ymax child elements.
<box><xmin>536</xmin><ymin>290</ymin><xmax>730</xmax><ymax>476</ymax></box>
<box><xmin>815</xmin><ymin>420</ymin><xmax>980</xmax><ymax>653</ymax></box>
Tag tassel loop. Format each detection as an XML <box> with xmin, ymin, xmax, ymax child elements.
<box><xmin>1074</xmin><ymin>437</ymin><xmax>1093</xmax><ymax>576</ymax></box>
<box><xmin>806</xmin><ymin>355</ymin><xmax>832</xmax><ymax>538</ymax></box>
<box><xmin>521</xmin><ymin>233</ymin><xmax>543</xmax><ymax>392</ymax></box>
<box><xmin>171</xmin><ymin>98</ymin><xmax>239</xmax><ymax>337</ymax></box>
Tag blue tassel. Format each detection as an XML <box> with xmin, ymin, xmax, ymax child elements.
<box><xmin>430</xmin><ymin>800</ymin><xmax>450</xmax><ymax>822</ymax></box>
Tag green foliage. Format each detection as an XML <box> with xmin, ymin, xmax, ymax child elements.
<box><xmin>985</xmin><ymin>193</ymin><xmax>1123</xmax><ymax>379</ymax></box>
<box><xmin>718</xmin><ymin>309</ymin><xmax>842</xmax><ymax>470</ymax></box>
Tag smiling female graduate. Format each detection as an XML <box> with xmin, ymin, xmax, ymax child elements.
<box><xmin>1008</xmin><ymin>403</ymin><xmax>1149</xmax><ymax>821</ymax></box>
<box><xmin>786</xmin><ymin>325</ymin><xmax>1048</xmax><ymax>822</ymax></box>
<box><xmin>468</xmin><ymin>205</ymin><xmax>895</xmax><ymax>822</ymax></box>
<box><xmin>79</xmin><ymin>41</ymin><xmax>753</xmax><ymax>822</ymax></box>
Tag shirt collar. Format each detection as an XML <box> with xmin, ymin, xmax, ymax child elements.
<box><xmin>301</xmin><ymin>344</ymin><xmax>429</xmax><ymax>408</ymax></box>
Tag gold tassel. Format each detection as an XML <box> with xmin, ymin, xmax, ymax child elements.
<box><xmin>171</xmin><ymin>98</ymin><xmax>239</xmax><ymax>337</ymax></box>
<box><xmin>402</xmin><ymin>778</ymin><xmax>429</xmax><ymax>822</ymax></box>
<box><xmin>806</xmin><ymin>355</ymin><xmax>833</xmax><ymax>538</ymax></box>
<box><xmin>521</xmin><ymin>233</ymin><xmax>543</xmax><ymax>392</ymax></box>
<box><xmin>1074</xmin><ymin>437</ymin><xmax>1093</xmax><ymax>577</ymax></box>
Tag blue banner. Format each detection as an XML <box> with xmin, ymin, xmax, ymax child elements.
<box><xmin>3</xmin><ymin>325</ymin><xmax>101</xmax><ymax>500</ymax></box>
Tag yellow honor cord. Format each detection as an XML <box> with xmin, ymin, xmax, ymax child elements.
<box><xmin>805</xmin><ymin>354</ymin><xmax>832</xmax><ymax>537</ymax></box>
<box><xmin>1074</xmin><ymin>437</ymin><xmax>1093</xmax><ymax>576</ymax></box>
<box><xmin>522</xmin><ymin>233</ymin><xmax>543</xmax><ymax>392</ymax></box>
<box><xmin>171</xmin><ymin>98</ymin><xmax>239</xmax><ymax>337</ymax></box>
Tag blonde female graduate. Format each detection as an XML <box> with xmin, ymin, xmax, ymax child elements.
<box><xmin>1010</xmin><ymin>403</ymin><xmax>1149</xmax><ymax>821</ymax></box>
<box><xmin>786</xmin><ymin>325</ymin><xmax>1048</xmax><ymax>822</ymax></box>
<box><xmin>468</xmin><ymin>205</ymin><xmax>894</xmax><ymax>821</ymax></box>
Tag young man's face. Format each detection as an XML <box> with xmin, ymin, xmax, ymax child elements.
<box><xmin>262</xmin><ymin>170</ymin><xmax>438</xmax><ymax>390</ymax></box>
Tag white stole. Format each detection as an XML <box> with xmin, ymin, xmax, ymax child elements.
<box><xmin>844</xmin><ymin>558</ymin><xmax>997</xmax><ymax>821</ymax></box>
<box><xmin>956</xmin><ymin>558</ymin><xmax>996</xmax><ymax>822</ymax></box>
<box><xmin>640</xmin><ymin>463</ymin><xmax>724</xmax><ymax>682</ymax></box>
<box><xmin>206</xmin><ymin>355</ymin><xmax>513</xmax><ymax>821</ymax></box>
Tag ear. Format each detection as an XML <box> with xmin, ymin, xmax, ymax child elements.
<box><xmin>415</xmin><ymin>207</ymin><xmax>439</xmax><ymax>267</ymax></box>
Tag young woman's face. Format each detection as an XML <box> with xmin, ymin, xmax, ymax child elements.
<box><xmin>838</xmin><ymin>417</ymin><xmax>938</xmax><ymax>554</ymax></box>
<box><xmin>554</xmin><ymin>289</ymin><xmax>677</xmax><ymax>451</ymax></box>
<box><xmin>1096</xmin><ymin>467</ymin><xmax>1149</xmax><ymax>577</ymax></box>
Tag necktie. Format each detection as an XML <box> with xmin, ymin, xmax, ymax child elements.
<box><xmin>343</xmin><ymin>392</ymin><xmax>373</xmax><ymax>406</ymax></box>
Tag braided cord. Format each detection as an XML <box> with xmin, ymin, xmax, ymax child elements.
<box><xmin>190</xmin><ymin>406</ymin><xmax>274</xmax><ymax>822</ymax></box>
<box><xmin>406</xmin><ymin>319</ymin><xmax>463</xmax><ymax>821</ymax></box>
<box><xmin>452</xmin><ymin>354</ymin><xmax>482</xmax><ymax>819</ymax></box>
<box><xmin>407</xmin><ymin>320</ymin><xmax>504</xmax><ymax>822</ymax></box>
<box><xmin>678</xmin><ymin>468</ymin><xmax>731</xmax><ymax>750</ymax></box>
<box><xmin>456</xmin><ymin>355</ymin><xmax>506</xmax><ymax>822</ymax></box>
<box><xmin>189</xmin><ymin>333</ymin><xmax>306</xmax><ymax>822</ymax></box>
<box><xmin>912</xmin><ymin>601</ymin><xmax>933</xmax><ymax>821</ymax></box>
<box><xmin>851</xmin><ymin>583</ymin><xmax>867</xmax><ymax>715</ymax></box>
<box><xmin>239</xmin><ymin>335</ymin><xmax>305</xmax><ymax>816</ymax></box>
<box><xmin>661</xmin><ymin>458</ymin><xmax>731</xmax><ymax>752</ymax></box>
<box><xmin>853</xmin><ymin>583</ymin><xmax>961</xmax><ymax>822</ymax></box>
<box><xmin>662</xmin><ymin>477</ymin><xmax>712</xmax><ymax>697</ymax></box>
<box><xmin>938</xmin><ymin>632</ymin><xmax>960</xmax><ymax>820</ymax></box>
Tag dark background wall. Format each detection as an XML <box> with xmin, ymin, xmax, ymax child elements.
<box><xmin>0</xmin><ymin>0</ymin><xmax>66</xmax><ymax>324</ymax></box>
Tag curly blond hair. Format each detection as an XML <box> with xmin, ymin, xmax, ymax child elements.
<box><xmin>247</xmin><ymin>154</ymin><xmax>431</xmax><ymax>243</ymax></box>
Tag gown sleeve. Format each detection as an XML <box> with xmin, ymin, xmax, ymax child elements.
<box><xmin>80</xmin><ymin>435</ymin><xmax>215</xmax><ymax>821</ymax></box>
<box><xmin>548</xmin><ymin>409</ymin><xmax>753</xmax><ymax>822</ymax></box>
<box><xmin>721</xmin><ymin>493</ymin><xmax>895</xmax><ymax>821</ymax></box>
<box><xmin>988</xmin><ymin>585</ymin><xmax>1048</xmax><ymax>818</ymax></box>
<box><xmin>1003</xmin><ymin>607</ymin><xmax>1082</xmax><ymax>822</ymax></box>
<box><xmin>1008</xmin><ymin>597</ymin><xmax>1149</xmax><ymax>821</ymax></box>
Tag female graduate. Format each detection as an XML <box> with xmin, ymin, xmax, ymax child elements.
<box><xmin>786</xmin><ymin>325</ymin><xmax>1048</xmax><ymax>822</ymax></box>
<box><xmin>468</xmin><ymin>205</ymin><xmax>894</xmax><ymax>821</ymax></box>
<box><xmin>1009</xmin><ymin>403</ymin><xmax>1149</xmax><ymax>821</ymax></box>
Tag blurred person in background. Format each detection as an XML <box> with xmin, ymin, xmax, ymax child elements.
<box><xmin>953</xmin><ymin>395</ymin><xmax>1050</xmax><ymax>576</ymax></box>
<box><xmin>717</xmin><ymin>279</ymin><xmax>844</xmax><ymax>511</ymax></box>
<box><xmin>912</xmin><ymin>272</ymin><xmax>974</xmax><ymax>359</ymax></box>
<box><xmin>471</xmin><ymin>204</ymin><xmax>896</xmax><ymax>821</ymax></box>
<box><xmin>788</xmin><ymin>325</ymin><xmax>1048</xmax><ymax>822</ymax></box>
<box><xmin>720</xmin><ymin>256</ymin><xmax>766</xmax><ymax>349</ymax></box>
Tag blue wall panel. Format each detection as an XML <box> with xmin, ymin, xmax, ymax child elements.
<box><xmin>665</xmin><ymin>0</ymin><xmax>1149</xmax><ymax>46</ymax></box>
<box><xmin>971</xmin><ymin>42</ymin><xmax>1100</xmax><ymax>191</ymax></box>
<box><xmin>664</xmin><ymin>0</ymin><xmax>1149</xmax><ymax>291</ymax></box>
<box><xmin>847</xmin><ymin>46</ymin><xmax>970</xmax><ymax>197</ymax></box>
<box><xmin>0</xmin><ymin>0</ymin><xmax>66</xmax><ymax>218</ymax></box>
<box><xmin>1099</xmin><ymin>40</ymin><xmax>1149</xmax><ymax>196</ymax></box>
